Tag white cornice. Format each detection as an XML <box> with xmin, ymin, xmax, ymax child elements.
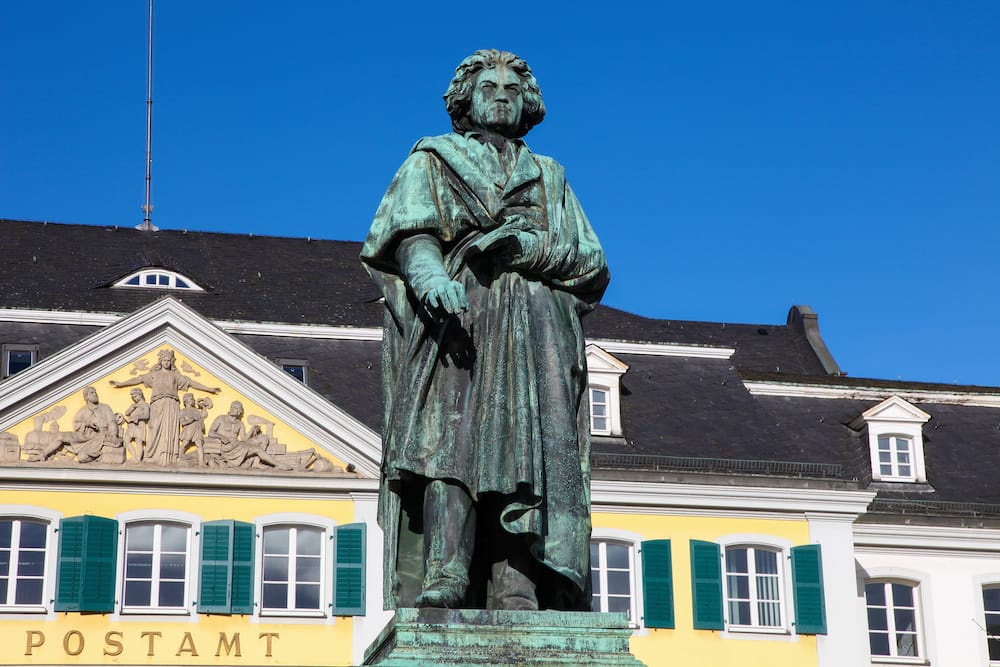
<box><xmin>0</xmin><ymin>308</ymin><xmax>739</xmax><ymax>358</ymax></box>
<box><xmin>854</xmin><ymin>523</ymin><xmax>1000</xmax><ymax>552</ymax></box>
<box><xmin>744</xmin><ymin>380</ymin><xmax>1000</xmax><ymax>408</ymax></box>
<box><xmin>0</xmin><ymin>466</ymin><xmax>380</xmax><ymax>497</ymax></box>
<box><xmin>589</xmin><ymin>339</ymin><xmax>734</xmax><ymax>359</ymax></box>
<box><xmin>591</xmin><ymin>479</ymin><xmax>875</xmax><ymax>516</ymax></box>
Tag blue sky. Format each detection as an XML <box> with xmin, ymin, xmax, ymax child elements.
<box><xmin>2</xmin><ymin>2</ymin><xmax>999</xmax><ymax>385</ymax></box>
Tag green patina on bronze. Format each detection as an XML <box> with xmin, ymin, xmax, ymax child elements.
<box><xmin>361</xmin><ymin>49</ymin><xmax>608</xmax><ymax>613</ymax></box>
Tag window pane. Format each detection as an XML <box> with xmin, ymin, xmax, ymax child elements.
<box><xmin>14</xmin><ymin>578</ymin><xmax>42</xmax><ymax>605</ymax></box>
<box><xmin>19</xmin><ymin>522</ymin><xmax>46</xmax><ymax>549</ymax></box>
<box><xmin>126</xmin><ymin>276</ymin><xmax>140</xmax><ymax>285</ymax></box>
<box><xmin>263</xmin><ymin>583</ymin><xmax>287</xmax><ymax>609</ymax></box>
<box><xmin>296</xmin><ymin>528</ymin><xmax>322</xmax><ymax>555</ymax></box>
<box><xmin>877</xmin><ymin>436</ymin><xmax>890</xmax><ymax>450</ymax></box>
<box><xmin>892</xmin><ymin>583</ymin><xmax>914</xmax><ymax>607</ymax></box>
<box><xmin>754</xmin><ymin>550</ymin><xmax>778</xmax><ymax>574</ymax></box>
<box><xmin>17</xmin><ymin>549</ymin><xmax>45</xmax><ymax>576</ymax></box>
<box><xmin>726</xmin><ymin>548</ymin><xmax>748</xmax><ymax>573</ymax></box>
<box><xmin>295</xmin><ymin>583</ymin><xmax>321</xmax><ymax>610</ymax></box>
<box><xmin>160</xmin><ymin>554</ymin><xmax>186</xmax><ymax>580</ymax></box>
<box><xmin>729</xmin><ymin>600</ymin><xmax>751</xmax><ymax>625</ymax></box>
<box><xmin>592</xmin><ymin>416</ymin><xmax>608</xmax><ymax>431</ymax></box>
<box><xmin>126</xmin><ymin>553</ymin><xmax>153</xmax><ymax>578</ymax></box>
<box><xmin>756</xmin><ymin>575</ymin><xmax>780</xmax><ymax>601</ymax></box>
<box><xmin>296</xmin><ymin>556</ymin><xmax>321</xmax><ymax>583</ymax></box>
<box><xmin>865</xmin><ymin>582</ymin><xmax>886</xmax><ymax>606</ymax></box>
<box><xmin>869</xmin><ymin>632</ymin><xmax>890</xmax><ymax>656</ymax></box>
<box><xmin>145</xmin><ymin>274</ymin><xmax>156</xmax><ymax>285</ymax></box>
<box><xmin>880</xmin><ymin>464</ymin><xmax>893</xmax><ymax>475</ymax></box>
<box><xmin>867</xmin><ymin>607</ymin><xmax>888</xmax><ymax>631</ymax></box>
<box><xmin>125</xmin><ymin>580</ymin><xmax>151</xmax><ymax>606</ymax></box>
<box><xmin>983</xmin><ymin>588</ymin><xmax>1000</xmax><ymax>610</ymax></box>
<box><xmin>590</xmin><ymin>570</ymin><xmax>602</xmax><ymax>595</ymax></box>
<box><xmin>158</xmin><ymin>274</ymin><xmax>169</xmax><ymax>285</ymax></box>
<box><xmin>0</xmin><ymin>522</ymin><xmax>10</xmax><ymax>547</ymax></box>
<box><xmin>7</xmin><ymin>351</ymin><xmax>33</xmax><ymax>375</ymax></box>
<box><xmin>264</xmin><ymin>528</ymin><xmax>290</xmax><ymax>554</ymax></box>
<box><xmin>607</xmin><ymin>570</ymin><xmax>630</xmax><ymax>595</ymax></box>
<box><xmin>160</xmin><ymin>525</ymin><xmax>187</xmax><ymax>552</ymax></box>
<box><xmin>894</xmin><ymin>609</ymin><xmax>916</xmax><ymax>633</ymax></box>
<box><xmin>0</xmin><ymin>579</ymin><xmax>6</xmax><ymax>603</ymax></box>
<box><xmin>896</xmin><ymin>633</ymin><xmax>917</xmax><ymax>657</ymax></box>
<box><xmin>264</xmin><ymin>556</ymin><xmax>288</xmax><ymax>582</ymax></box>
<box><xmin>159</xmin><ymin>581</ymin><xmax>185</xmax><ymax>607</ymax></box>
<box><xmin>758</xmin><ymin>600</ymin><xmax>781</xmax><ymax>626</ymax></box>
<box><xmin>590</xmin><ymin>543</ymin><xmax>599</xmax><ymax>562</ymax></box>
<box><xmin>605</xmin><ymin>544</ymin><xmax>629</xmax><ymax>570</ymax></box>
<box><xmin>127</xmin><ymin>525</ymin><xmax>154</xmax><ymax>550</ymax></box>
<box><xmin>0</xmin><ymin>549</ymin><xmax>9</xmax><ymax>574</ymax></box>
<box><xmin>608</xmin><ymin>596</ymin><xmax>631</xmax><ymax>615</ymax></box>
<box><xmin>176</xmin><ymin>278</ymin><xmax>190</xmax><ymax>288</ymax></box>
<box><xmin>283</xmin><ymin>365</ymin><xmax>306</xmax><ymax>382</ymax></box>
<box><xmin>727</xmin><ymin>574</ymin><xmax>749</xmax><ymax>599</ymax></box>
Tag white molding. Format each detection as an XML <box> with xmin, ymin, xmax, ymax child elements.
<box><xmin>854</xmin><ymin>523</ymin><xmax>1000</xmax><ymax>553</ymax></box>
<box><xmin>591</xmin><ymin>480</ymin><xmax>875</xmax><ymax>515</ymax></box>
<box><xmin>0</xmin><ymin>308</ymin><xmax>121</xmax><ymax>326</ymax></box>
<box><xmin>0</xmin><ymin>298</ymin><xmax>382</xmax><ymax>478</ymax></box>
<box><xmin>589</xmin><ymin>339</ymin><xmax>735</xmax><ymax>359</ymax></box>
<box><xmin>745</xmin><ymin>380</ymin><xmax>1000</xmax><ymax>408</ymax></box>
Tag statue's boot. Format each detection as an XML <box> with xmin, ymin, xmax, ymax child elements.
<box><xmin>416</xmin><ymin>479</ymin><xmax>475</xmax><ymax>608</ymax></box>
<box><xmin>491</xmin><ymin>531</ymin><xmax>539</xmax><ymax>610</ymax></box>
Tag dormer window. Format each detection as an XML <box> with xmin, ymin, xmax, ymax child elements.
<box><xmin>114</xmin><ymin>269</ymin><xmax>203</xmax><ymax>291</ymax></box>
<box><xmin>585</xmin><ymin>345</ymin><xmax>629</xmax><ymax>437</ymax></box>
<box><xmin>851</xmin><ymin>396</ymin><xmax>930</xmax><ymax>483</ymax></box>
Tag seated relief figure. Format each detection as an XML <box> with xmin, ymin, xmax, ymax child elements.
<box><xmin>362</xmin><ymin>50</ymin><xmax>608</xmax><ymax>611</ymax></box>
<box><xmin>29</xmin><ymin>386</ymin><xmax>123</xmax><ymax>463</ymax></box>
<box><xmin>203</xmin><ymin>401</ymin><xmax>292</xmax><ymax>471</ymax></box>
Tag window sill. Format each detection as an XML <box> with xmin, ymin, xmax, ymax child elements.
<box><xmin>726</xmin><ymin>625</ymin><xmax>790</xmax><ymax>635</ymax></box>
<box><xmin>870</xmin><ymin>658</ymin><xmax>928</xmax><ymax>666</ymax></box>
<box><xmin>259</xmin><ymin>610</ymin><xmax>327</xmax><ymax>618</ymax></box>
<box><xmin>120</xmin><ymin>608</ymin><xmax>192</xmax><ymax>616</ymax></box>
<box><xmin>0</xmin><ymin>605</ymin><xmax>48</xmax><ymax>614</ymax></box>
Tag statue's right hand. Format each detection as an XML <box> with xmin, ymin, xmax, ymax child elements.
<box><xmin>422</xmin><ymin>278</ymin><xmax>468</xmax><ymax>315</ymax></box>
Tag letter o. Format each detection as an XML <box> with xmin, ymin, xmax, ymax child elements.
<box><xmin>63</xmin><ymin>630</ymin><xmax>85</xmax><ymax>656</ymax></box>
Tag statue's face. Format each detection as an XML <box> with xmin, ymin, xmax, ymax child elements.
<box><xmin>470</xmin><ymin>64</ymin><xmax>523</xmax><ymax>138</ymax></box>
<box><xmin>83</xmin><ymin>387</ymin><xmax>98</xmax><ymax>404</ymax></box>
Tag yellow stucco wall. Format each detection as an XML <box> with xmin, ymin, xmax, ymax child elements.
<box><xmin>593</xmin><ymin>511</ymin><xmax>817</xmax><ymax>667</ymax></box>
<box><xmin>6</xmin><ymin>345</ymin><xmax>348</xmax><ymax>470</ymax></box>
<box><xmin>1</xmin><ymin>488</ymin><xmax>358</xmax><ymax>667</ymax></box>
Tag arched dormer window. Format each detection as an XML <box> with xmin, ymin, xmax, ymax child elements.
<box><xmin>114</xmin><ymin>269</ymin><xmax>203</xmax><ymax>291</ymax></box>
<box><xmin>850</xmin><ymin>396</ymin><xmax>930</xmax><ymax>483</ymax></box>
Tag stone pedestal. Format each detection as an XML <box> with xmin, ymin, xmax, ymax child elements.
<box><xmin>363</xmin><ymin>608</ymin><xmax>647</xmax><ymax>666</ymax></box>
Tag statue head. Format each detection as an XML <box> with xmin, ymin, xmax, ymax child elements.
<box><xmin>157</xmin><ymin>349</ymin><xmax>175</xmax><ymax>370</ymax></box>
<box><xmin>82</xmin><ymin>386</ymin><xmax>99</xmax><ymax>404</ymax></box>
<box><xmin>182</xmin><ymin>393</ymin><xmax>194</xmax><ymax>407</ymax></box>
<box><xmin>130</xmin><ymin>388</ymin><xmax>144</xmax><ymax>402</ymax></box>
<box><xmin>444</xmin><ymin>49</ymin><xmax>545</xmax><ymax>139</ymax></box>
<box><xmin>228</xmin><ymin>401</ymin><xmax>244</xmax><ymax>418</ymax></box>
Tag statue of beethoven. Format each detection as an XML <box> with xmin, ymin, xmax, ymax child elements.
<box><xmin>361</xmin><ymin>49</ymin><xmax>608</xmax><ymax>611</ymax></box>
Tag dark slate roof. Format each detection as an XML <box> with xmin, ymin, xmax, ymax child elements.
<box><xmin>0</xmin><ymin>219</ymin><xmax>829</xmax><ymax>375</ymax></box>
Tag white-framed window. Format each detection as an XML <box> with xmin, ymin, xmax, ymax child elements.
<box><xmin>278</xmin><ymin>359</ymin><xmax>308</xmax><ymax>384</ymax></box>
<box><xmin>724</xmin><ymin>545</ymin><xmax>784</xmax><ymax>630</ymax></box>
<box><xmin>591</xmin><ymin>539</ymin><xmax>637</xmax><ymax>621</ymax></box>
<box><xmin>0</xmin><ymin>518</ymin><xmax>48</xmax><ymax>610</ymax></box>
<box><xmin>121</xmin><ymin>521</ymin><xmax>192</xmax><ymax>614</ymax></box>
<box><xmin>983</xmin><ymin>586</ymin><xmax>1000</xmax><ymax>663</ymax></box>
<box><xmin>852</xmin><ymin>396</ymin><xmax>930</xmax><ymax>483</ymax></box>
<box><xmin>585</xmin><ymin>345</ymin><xmax>629</xmax><ymax>437</ymax></box>
<box><xmin>258</xmin><ymin>522</ymin><xmax>330</xmax><ymax>616</ymax></box>
<box><xmin>864</xmin><ymin>580</ymin><xmax>923</xmax><ymax>659</ymax></box>
<box><xmin>876</xmin><ymin>435</ymin><xmax>914</xmax><ymax>480</ymax></box>
<box><xmin>114</xmin><ymin>269</ymin><xmax>203</xmax><ymax>291</ymax></box>
<box><xmin>589</xmin><ymin>386</ymin><xmax>611</xmax><ymax>435</ymax></box>
<box><xmin>2</xmin><ymin>345</ymin><xmax>37</xmax><ymax>378</ymax></box>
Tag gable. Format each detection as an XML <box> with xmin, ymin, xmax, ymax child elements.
<box><xmin>0</xmin><ymin>298</ymin><xmax>381</xmax><ymax>478</ymax></box>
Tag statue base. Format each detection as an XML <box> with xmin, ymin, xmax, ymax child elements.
<box><xmin>363</xmin><ymin>608</ymin><xmax>647</xmax><ymax>666</ymax></box>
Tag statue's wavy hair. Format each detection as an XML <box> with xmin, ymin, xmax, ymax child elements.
<box><xmin>444</xmin><ymin>49</ymin><xmax>545</xmax><ymax>138</ymax></box>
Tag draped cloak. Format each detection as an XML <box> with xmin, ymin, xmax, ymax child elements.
<box><xmin>361</xmin><ymin>132</ymin><xmax>608</xmax><ymax>609</ymax></box>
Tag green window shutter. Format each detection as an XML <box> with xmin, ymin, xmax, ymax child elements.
<box><xmin>55</xmin><ymin>516</ymin><xmax>85</xmax><ymax>611</ymax></box>
<box><xmin>332</xmin><ymin>523</ymin><xmax>366</xmax><ymax>616</ymax></box>
<box><xmin>230</xmin><ymin>521</ymin><xmax>255</xmax><ymax>614</ymax></box>
<box><xmin>56</xmin><ymin>515</ymin><xmax>118</xmax><ymax>612</ymax></box>
<box><xmin>641</xmin><ymin>539</ymin><xmax>674</xmax><ymax>629</ymax></box>
<box><xmin>690</xmin><ymin>540</ymin><xmax>724</xmax><ymax>630</ymax></box>
<box><xmin>199</xmin><ymin>520</ymin><xmax>254</xmax><ymax>614</ymax></box>
<box><xmin>791</xmin><ymin>544</ymin><xmax>827</xmax><ymax>635</ymax></box>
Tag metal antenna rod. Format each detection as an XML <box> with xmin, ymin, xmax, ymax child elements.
<box><xmin>139</xmin><ymin>0</ymin><xmax>156</xmax><ymax>230</ymax></box>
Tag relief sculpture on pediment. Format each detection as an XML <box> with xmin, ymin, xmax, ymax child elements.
<box><xmin>6</xmin><ymin>347</ymin><xmax>340</xmax><ymax>474</ymax></box>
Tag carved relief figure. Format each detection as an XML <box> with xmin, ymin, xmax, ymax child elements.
<box><xmin>29</xmin><ymin>387</ymin><xmax>122</xmax><ymax>463</ymax></box>
<box><xmin>362</xmin><ymin>50</ymin><xmax>608</xmax><ymax>610</ymax></box>
<box><xmin>110</xmin><ymin>349</ymin><xmax>220</xmax><ymax>466</ymax></box>
<box><xmin>122</xmin><ymin>388</ymin><xmax>150</xmax><ymax>461</ymax></box>
<box><xmin>203</xmin><ymin>401</ymin><xmax>291</xmax><ymax>470</ymax></box>
<box><xmin>178</xmin><ymin>394</ymin><xmax>212</xmax><ymax>465</ymax></box>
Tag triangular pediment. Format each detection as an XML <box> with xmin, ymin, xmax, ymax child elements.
<box><xmin>0</xmin><ymin>297</ymin><xmax>381</xmax><ymax>477</ymax></box>
<box><xmin>858</xmin><ymin>395</ymin><xmax>931</xmax><ymax>425</ymax></box>
<box><xmin>585</xmin><ymin>344</ymin><xmax>630</xmax><ymax>375</ymax></box>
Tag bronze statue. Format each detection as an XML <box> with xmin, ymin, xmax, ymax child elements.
<box><xmin>362</xmin><ymin>50</ymin><xmax>608</xmax><ymax>611</ymax></box>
